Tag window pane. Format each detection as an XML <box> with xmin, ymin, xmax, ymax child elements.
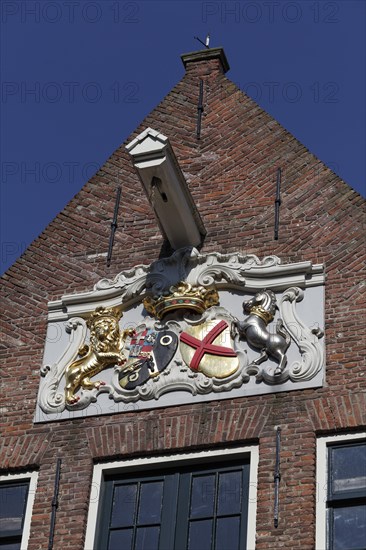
<box><xmin>135</xmin><ymin>526</ymin><xmax>160</xmax><ymax>550</ymax></box>
<box><xmin>216</xmin><ymin>516</ymin><xmax>240</xmax><ymax>550</ymax></box>
<box><xmin>331</xmin><ymin>444</ymin><xmax>366</xmax><ymax>494</ymax></box>
<box><xmin>0</xmin><ymin>484</ymin><xmax>28</xmax><ymax>532</ymax></box>
<box><xmin>111</xmin><ymin>484</ymin><xmax>137</xmax><ymax>528</ymax></box>
<box><xmin>188</xmin><ymin>519</ymin><xmax>212</xmax><ymax>550</ymax></box>
<box><xmin>0</xmin><ymin>544</ymin><xmax>21</xmax><ymax>550</ymax></box>
<box><xmin>217</xmin><ymin>471</ymin><xmax>242</xmax><ymax>516</ymax></box>
<box><xmin>190</xmin><ymin>475</ymin><xmax>215</xmax><ymax>519</ymax></box>
<box><xmin>332</xmin><ymin>505</ymin><xmax>366</xmax><ymax>550</ymax></box>
<box><xmin>108</xmin><ymin>528</ymin><xmax>133</xmax><ymax>550</ymax></box>
<box><xmin>138</xmin><ymin>481</ymin><xmax>163</xmax><ymax>525</ymax></box>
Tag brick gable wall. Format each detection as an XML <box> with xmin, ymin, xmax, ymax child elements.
<box><xmin>0</xmin><ymin>50</ymin><xmax>365</xmax><ymax>549</ymax></box>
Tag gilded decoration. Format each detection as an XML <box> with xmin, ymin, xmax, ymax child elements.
<box><xmin>143</xmin><ymin>281</ymin><xmax>219</xmax><ymax>319</ymax></box>
<box><xmin>36</xmin><ymin>248</ymin><xmax>325</xmax><ymax>421</ymax></box>
<box><xmin>64</xmin><ymin>306</ymin><xmax>135</xmax><ymax>404</ymax></box>
<box><xmin>180</xmin><ymin>319</ymin><xmax>239</xmax><ymax>378</ymax></box>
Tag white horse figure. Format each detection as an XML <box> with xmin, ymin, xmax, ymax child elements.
<box><xmin>233</xmin><ymin>290</ymin><xmax>291</xmax><ymax>376</ymax></box>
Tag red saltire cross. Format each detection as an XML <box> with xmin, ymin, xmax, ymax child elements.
<box><xmin>180</xmin><ymin>320</ymin><xmax>237</xmax><ymax>371</ymax></box>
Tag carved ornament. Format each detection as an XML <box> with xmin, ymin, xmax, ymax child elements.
<box><xmin>36</xmin><ymin>249</ymin><xmax>325</xmax><ymax>421</ymax></box>
<box><xmin>143</xmin><ymin>281</ymin><xmax>219</xmax><ymax>319</ymax></box>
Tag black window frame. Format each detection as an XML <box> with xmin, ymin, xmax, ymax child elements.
<box><xmin>326</xmin><ymin>440</ymin><xmax>366</xmax><ymax>550</ymax></box>
<box><xmin>95</xmin><ymin>457</ymin><xmax>251</xmax><ymax>550</ymax></box>
<box><xmin>0</xmin><ymin>480</ymin><xmax>30</xmax><ymax>549</ymax></box>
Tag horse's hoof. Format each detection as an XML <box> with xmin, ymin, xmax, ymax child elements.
<box><xmin>274</xmin><ymin>368</ymin><xmax>282</xmax><ymax>376</ymax></box>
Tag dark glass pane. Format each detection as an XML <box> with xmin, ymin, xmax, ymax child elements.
<box><xmin>111</xmin><ymin>484</ymin><xmax>137</xmax><ymax>528</ymax></box>
<box><xmin>332</xmin><ymin>505</ymin><xmax>366</xmax><ymax>550</ymax></box>
<box><xmin>331</xmin><ymin>444</ymin><xmax>366</xmax><ymax>494</ymax></box>
<box><xmin>0</xmin><ymin>543</ymin><xmax>21</xmax><ymax>550</ymax></box>
<box><xmin>188</xmin><ymin>519</ymin><xmax>212</xmax><ymax>550</ymax></box>
<box><xmin>138</xmin><ymin>482</ymin><xmax>163</xmax><ymax>525</ymax></box>
<box><xmin>216</xmin><ymin>516</ymin><xmax>240</xmax><ymax>550</ymax></box>
<box><xmin>135</xmin><ymin>526</ymin><xmax>160</xmax><ymax>550</ymax></box>
<box><xmin>108</xmin><ymin>528</ymin><xmax>133</xmax><ymax>550</ymax></box>
<box><xmin>190</xmin><ymin>475</ymin><xmax>215</xmax><ymax>519</ymax></box>
<box><xmin>0</xmin><ymin>484</ymin><xmax>28</xmax><ymax>532</ymax></box>
<box><xmin>217</xmin><ymin>471</ymin><xmax>242</xmax><ymax>516</ymax></box>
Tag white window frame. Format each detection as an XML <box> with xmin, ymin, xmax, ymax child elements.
<box><xmin>316</xmin><ymin>432</ymin><xmax>366</xmax><ymax>550</ymax></box>
<box><xmin>0</xmin><ymin>470</ymin><xmax>38</xmax><ymax>550</ymax></box>
<box><xmin>84</xmin><ymin>445</ymin><xmax>258</xmax><ymax>550</ymax></box>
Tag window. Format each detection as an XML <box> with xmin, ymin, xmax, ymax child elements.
<box><xmin>0</xmin><ymin>472</ymin><xmax>38</xmax><ymax>550</ymax></box>
<box><xmin>85</xmin><ymin>447</ymin><xmax>258</xmax><ymax>550</ymax></box>
<box><xmin>316</xmin><ymin>434</ymin><xmax>366</xmax><ymax>550</ymax></box>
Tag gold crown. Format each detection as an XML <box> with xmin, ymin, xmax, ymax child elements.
<box><xmin>249</xmin><ymin>305</ymin><xmax>274</xmax><ymax>325</ymax></box>
<box><xmin>86</xmin><ymin>306</ymin><xmax>122</xmax><ymax>328</ymax></box>
<box><xmin>143</xmin><ymin>282</ymin><xmax>219</xmax><ymax>319</ymax></box>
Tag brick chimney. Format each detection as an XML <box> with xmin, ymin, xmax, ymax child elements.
<box><xmin>181</xmin><ymin>47</ymin><xmax>230</xmax><ymax>76</ymax></box>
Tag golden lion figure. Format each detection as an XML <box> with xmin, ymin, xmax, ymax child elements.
<box><xmin>64</xmin><ymin>306</ymin><xmax>135</xmax><ymax>405</ymax></box>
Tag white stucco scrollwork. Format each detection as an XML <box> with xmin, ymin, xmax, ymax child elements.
<box><xmin>36</xmin><ymin>251</ymin><xmax>325</xmax><ymax>422</ymax></box>
<box><xmin>47</xmin><ymin>248</ymin><xmax>324</xmax><ymax>321</ymax></box>
<box><xmin>189</xmin><ymin>252</ymin><xmax>280</xmax><ymax>287</ymax></box>
<box><xmin>38</xmin><ymin>318</ymin><xmax>87</xmax><ymax>414</ymax></box>
<box><xmin>279</xmin><ymin>287</ymin><xmax>324</xmax><ymax>381</ymax></box>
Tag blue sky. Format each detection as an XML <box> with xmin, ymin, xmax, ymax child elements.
<box><xmin>1</xmin><ymin>0</ymin><xmax>365</xmax><ymax>274</ymax></box>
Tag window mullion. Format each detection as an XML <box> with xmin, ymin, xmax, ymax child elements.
<box><xmin>212</xmin><ymin>471</ymin><xmax>219</xmax><ymax>550</ymax></box>
<box><xmin>131</xmin><ymin>481</ymin><xmax>142</xmax><ymax>550</ymax></box>
<box><xmin>159</xmin><ymin>472</ymin><xmax>180</xmax><ymax>550</ymax></box>
<box><xmin>239</xmin><ymin>462</ymin><xmax>250</xmax><ymax>548</ymax></box>
<box><xmin>173</xmin><ymin>472</ymin><xmax>192</xmax><ymax>550</ymax></box>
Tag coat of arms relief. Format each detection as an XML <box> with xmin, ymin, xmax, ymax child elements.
<box><xmin>36</xmin><ymin>248</ymin><xmax>325</xmax><ymax>422</ymax></box>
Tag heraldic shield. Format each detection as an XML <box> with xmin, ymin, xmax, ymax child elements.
<box><xmin>180</xmin><ymin>319</ymin><xmax>239</xmax><ymax>378</ymax></box>
<box><xmin>119</xmin><ymin>328</ymin><xmax>178</xmax><ymax>390</ymax></box>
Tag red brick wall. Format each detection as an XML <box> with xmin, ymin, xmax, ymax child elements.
<box><xmin>1</xmin><ymin>51</ymin><xmax>365</xmax><ymax>549</ymax></box>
